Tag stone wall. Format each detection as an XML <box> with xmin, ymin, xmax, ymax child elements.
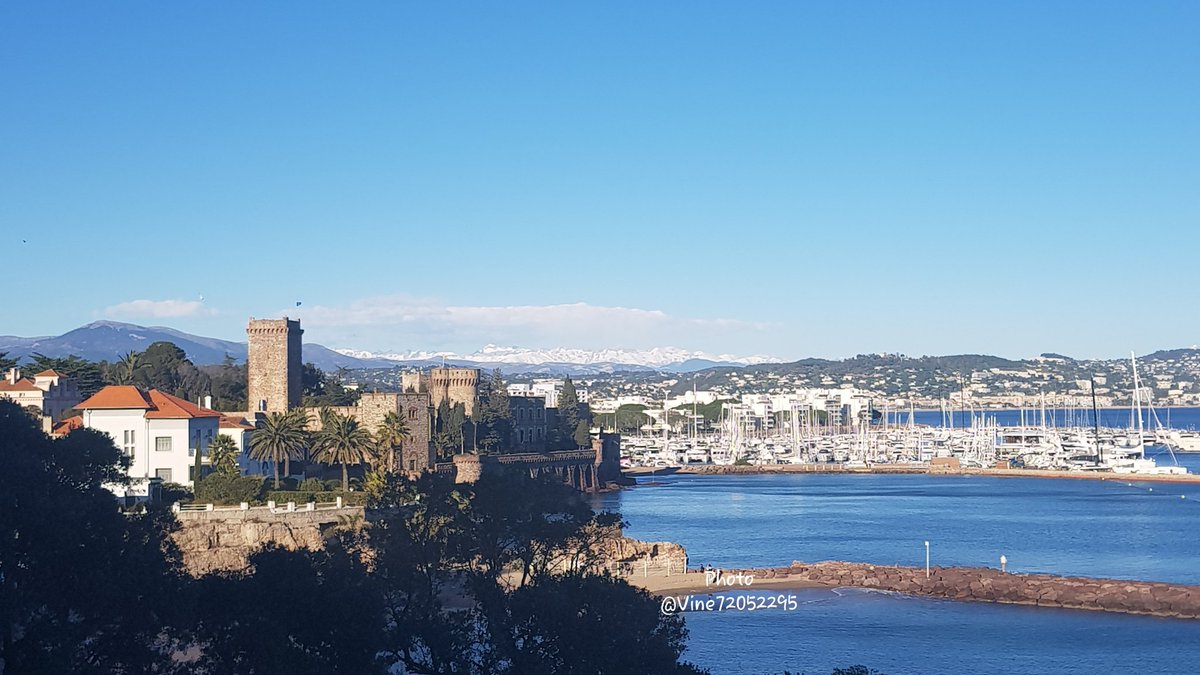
<box><xmin>734</xmin><ymin>561</ymin><xmax>1200</xmax><ymax>620</ymax></box>
<box><xmin>302</xmin><ymin>392</ymin><xmax>435</xmax><ymax>472</ymax></box>
<box><xmin>171</xmin><ymin>507</ymin><xmax>363</xmax><ymax>575</ymax></box>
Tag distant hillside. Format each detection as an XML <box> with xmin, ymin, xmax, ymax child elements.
<box><xmin>0</xmin><ymin>321</ymin><xmax>396</xmax><ymax>371</ymax></box>
<box><xmin>0</xmin><ymin>322</ymin><xmax>687</xmax><ymax>376</ymax></box>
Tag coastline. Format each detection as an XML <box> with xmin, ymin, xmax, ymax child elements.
<box><xmin>625</xmin><ymin>464</ymin><xmax>1200</xmax><ymax>484</ymax></box>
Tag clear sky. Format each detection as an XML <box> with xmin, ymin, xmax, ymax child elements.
<box><xmin>2</xmin><ymin>2</ymin><xmax>1197</xmax><ymax>360</ymax></box>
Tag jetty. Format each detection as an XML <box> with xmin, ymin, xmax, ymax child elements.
<box><xmin>634</xmin><ymin>560</ymin><xmax>1200</xmax><ymax>620</ymax></box>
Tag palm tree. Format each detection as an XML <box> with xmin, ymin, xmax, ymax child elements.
<box><xmin>312</xmin><ymin>410</ymin><xmax>374</xmax><ymax>492</ymax></box>
<box><xmin>373</xmin><ymin>410</ymin><xmax>412</xmax><ymax>472</ymax></box>
<box><xmin>116</xmin><ymin>350</ymin><xmax>140</xmax><ymax>385</ymax></box>
<box><xmin>207</xmin><ymin>434</ymin><xmax>240</xmax><ymax>476</ymax></box>
<box><xmin>248</xmin><ymin>409</ymin><xmax>310</xmax><ymax>489</ymax></box>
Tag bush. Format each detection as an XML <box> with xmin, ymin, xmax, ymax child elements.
<box><xmin>299</xmin><ymin>478</ymin><xmax>325</xmax><ymax>492</ymax></box>
<box><xmin>263</xmin><ymin>490</ymin><xmax>368</xmax><ymax>506</ymax></box>
<box><xmin>161</xmin><ymin>481</ymin><xmax>193</xmax><ymax>504</ymax></box>
<box><xmin>194</xmin><ymin>473</ymin><xmax>266</xmax><ymax>505</ymax></box>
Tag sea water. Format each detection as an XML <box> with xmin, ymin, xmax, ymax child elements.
<box><xmin>592</xmin><ymin>470</ymin><xmax>1200</xmax><ymax>674</ymax></box>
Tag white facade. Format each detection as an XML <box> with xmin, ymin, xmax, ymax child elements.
<box><xmin>76</xmin><ymin>387</ymin><xmax>220</xmax><ymax>487</ymax></box>
<box><xmin>509</xmin><ymin>379</ymin><xmax>590</xmax><ymax>409</ymax></box>
<box><xmin>0</xmin><ymin>368</ymin><xmax>82</xmax><ymax>425</ymax></box>
<box><xmin>82</xmin><ymin>409</ymin><xmax>217</xmax><ymax>486</ymax></box>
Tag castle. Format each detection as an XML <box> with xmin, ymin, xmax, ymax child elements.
<box><xmin>401</xmin><ymin>367</ymin><xmax>480</xmax><ymax>415</ymax></box>
<box><xmin>245</xmin><ymin>317</ymin><xmax>438</xmax><ymax>473</ymax></box>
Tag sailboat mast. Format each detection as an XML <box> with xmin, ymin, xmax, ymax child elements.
<box><xmin>1131</xmin><ymin>351</ymin><xmax>1145</xmax><ymax>459</ymax></box>
<box><xmin>1091</xmin><ymin>377</ymin><xmax>1102</xmax><ymax>467</ymax></box>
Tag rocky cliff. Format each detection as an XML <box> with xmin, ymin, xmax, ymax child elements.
<box><xmin>171</xmin><ymin>508</ymin><xmax>362</xmax><ymax>575</ymax></box>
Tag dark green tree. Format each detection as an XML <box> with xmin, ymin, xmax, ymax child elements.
<box><xmin>481</xmin><ymin>574</ymin><xmax>704</xmax><ymax>675</ymax></box>
<box><xmin>123</xmin><ymin>341</ymin><xmax>212</xmax><ymax>402</ymax></box>
<box><xmin>474</xmin><ymin>369</ymin><xmax>511</xmax><ymax>454</ymax></box>
<box><xmin>301</xmin><ymin>363</ymin><xmax>360</xmax><ymax>407</ymax></box>
<box><xmin>0</xmin><ymin>399</ymin><xmax>185</xmax><ymax>672</ymax></box>
<box><xmin>207</xmin><ymin>434</ymin><xmax>240</xmax><ymax>476</ymax></box>
<box><xmin>556</xmin><ymin>377</ymin><xmax>581</xmax><ymax>448</ymax></box>
<box><xmin>248</xmin><ymin>409</ymin><xmax>310</xmax><ymax>488</ymax></box>
<box><xmin>433</xmin><ymin>400</ymin><xmax>467</xmax><ymax>458</ymax></box>
<box><xmin>201</xmin><ymin>354</ymin><xmax>248</xmax><ymax>411</ymax></box>
<box><xmin>188</xmin><ymin>542</ymin><xmax>385</xmax><ymax>674</ymax></box>
<box><xmin>312</xmin><ymin>409</ymin><xmax>375</xmax><ymax>492</ymax></box>
<box><xmin>0</xmin><ymin>351</ymin><xmax>18</xmax><ymax>372</ymax></box>
<box><xmin>26</xmin><ymin>352</ymin><xmax>108</xmax><ymax>397</ymax></box>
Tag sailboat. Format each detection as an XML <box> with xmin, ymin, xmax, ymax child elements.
<box><xmin>1104</xmin><ymin>353</ymin><xmax>1187</xmax><ymax>475</ymax></box>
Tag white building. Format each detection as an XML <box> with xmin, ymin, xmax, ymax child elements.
<box><xmin>75</xmin><ymin>385</ymin><xmax>221</xmax><ymax>488</ymax></box>
<box><xmin>507</xmin><ymin>379</ymin><xmax>589</xmax><ymax>409</ymax></box>
<box><xmin>0</xmin><ymin>367</ymin><xmax>82</xmax><ymax>429</ymax></box>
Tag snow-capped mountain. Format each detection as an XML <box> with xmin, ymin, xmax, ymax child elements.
<box><xmin>332</xmin><ymin>344</ymin><xmax>778</xmax><ymax>369</ymax></box>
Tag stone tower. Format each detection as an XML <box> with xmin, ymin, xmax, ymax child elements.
<box><xmin>424</xmin><ymin>365</ymin><xmax>475</xmax><ymax>413</ymax></box>
<box><xmin>428</xmin><ymin>367</ymin><xmax>480</xmax><ymax>416</ymax></box>
<box><xmin>246</xmin><ymin>317</ymin><xmax>303</xmax><ymax>413</ymax></box>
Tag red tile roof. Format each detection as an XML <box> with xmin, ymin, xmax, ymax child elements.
<box><xmin>0</xmin><ymin>378</ymin><xmax>40</xmax><ymax>392</ymax></box>
<box><xmin>52</xmin><ymin>415</ymin><xmax>84</xmax><ymax>436</ymax></box>
<box><xmin>34</xmin><ymin>369</ymin><xmax>66</xmax><ymax>378</ymax></box>
<box><xmin>145</xmin><ymin>390</ymin><xmax>222</xmax><ymax>419</ymax></box>
<box><xmin>76</xmin><ymin>386</ymin><xmax>153</xmax><ymax>410</ymax></box>
<box><xmin>76</xmin><ymin>386</ymin><xmax>224</xmax><ymax>419</ymax></box>
<box><xmin>219</xmin><ymin>414</ymin><xmax>255</xmax><ymax>429</ymax></box>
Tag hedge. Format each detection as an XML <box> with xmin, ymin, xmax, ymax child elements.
<box><xmin>263</xmin><ymin>491</ymin><xmax>368</xmax><ymax>506</ymax></box>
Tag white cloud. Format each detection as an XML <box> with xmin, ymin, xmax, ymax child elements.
<box><xmin>282</xmin><ymin>295</ymin><xmax>772</xmax><ymax>351</ymax></box>
<box><xmin>103</xmin><ymin>299</ymin><xmax>217</xmax><ymax>319</ymax></box>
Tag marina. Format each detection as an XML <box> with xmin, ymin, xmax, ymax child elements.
<box><xmin>619</xmin><ymin>358</ymin><xmax>1197</xmax><ymax>478</ymax></box>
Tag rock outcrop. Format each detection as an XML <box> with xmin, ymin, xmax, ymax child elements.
<box><xmin>171</xmin><ymin>507</ymin><xmax>363</xmax><ymax>575</ymax></box>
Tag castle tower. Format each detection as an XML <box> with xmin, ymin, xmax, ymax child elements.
<box><xmin>247</xmin><ymin>317</ymin><xmax>303</xmax><ymax>413</ymax></box>
<box><xmin>428</xmin><ymin>367</ymin><xmax>480</xmax><ymax>416</ymax></box>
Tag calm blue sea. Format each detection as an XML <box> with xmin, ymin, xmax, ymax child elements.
<box><xmin>592</xmin><ymin>470</ymin><xmax>1200</xmax><ymax>674</ymax></box>
<box><xmin>885</xmin><ymin>406</ymin><xmax>1200</xmax><ymax>433</ymax></box>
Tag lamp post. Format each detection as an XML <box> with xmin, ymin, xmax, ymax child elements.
<box><xmin>924</xmin><ymin>540</ymin><xmax>930</xmax><ymax>578</ymax></box>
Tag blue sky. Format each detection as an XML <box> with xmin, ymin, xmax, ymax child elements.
<box><xmin>2</xmin><ymin>2</ymin><xmax>1197</xmax><ymax>360</ymax></box>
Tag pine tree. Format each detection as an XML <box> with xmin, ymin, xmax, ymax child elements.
<box><xmin>557</xmin><ymin>378</ymin><xmax>580</xmax><ymax>449</ymax></box>
<box><xmin>477</xmin><ymin>369</ymin><xmax>511</xmax><ymax>453</ymax></box>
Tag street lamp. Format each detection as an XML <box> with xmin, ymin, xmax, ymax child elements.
<box><xmin>924</xmin><ymin>541</ymin><xmax>930</xmax><ymax>578</ymax></box>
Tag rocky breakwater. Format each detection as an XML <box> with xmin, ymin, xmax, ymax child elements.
<box><xmin>761</xmin><ymin>561</ymin><xmax>1200</xmax><ymax>619</ymax></box>
<box><xmin>171</xmin><ymin>506</ymin><xmax>364</xmax><ymax>575</ymax></box>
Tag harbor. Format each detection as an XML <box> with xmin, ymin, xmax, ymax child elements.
<box><xmin>617</xmin><ymin>356</ymin><xmax>1198</xmax><ymax>479</ymax></box>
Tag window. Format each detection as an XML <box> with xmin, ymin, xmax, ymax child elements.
<box><xmin>122</xmin><ymin>429</ymin><xmax>136</xmax><ymax>456</ymax></box>
<box><xmin>408</xmin><ymin>459</ymin><xmax>417</xmax><ymax>471</ymax></box>
<box><xmin>155</xmin><ymin>468</ymin><xmax>172</xmax><ymax>482</ymax></box>
<box><xmin>156</xmin><ymin>437</ymin><xmax>172</xmax><ymax>452</ymax></box>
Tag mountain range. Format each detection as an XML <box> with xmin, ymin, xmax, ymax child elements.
<box><xmin>0</xmin><ymin>322</ymin><xmax>775</xmax><ymax>375</ymax></box>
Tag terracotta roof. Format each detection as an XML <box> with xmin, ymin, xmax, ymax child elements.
<box><xmin>76</xmin><ymin>386</ymin><xmax>221</xmax><ymax>419</ymax></box>
<box><xmin>51</xmin><ymin>415</ymin><xmax>84</xmax><ymax>436</ymax></box>
<box><xmin>34</xmin><ymin>369</ymin><xmax>65</xmax><ymax>378</ymax></box>
<box><xmin>219</xmin><ymin>414</ymin><xmax>255</xmax><ymax>430</ymax></box>
<box><xmin>145</xmin><ymin>390</ymin><xmax>222</xmax><ymax>419</ymax></box>
<box><xmin>76</xmin><ymin>386</ymin><xmax>153</xmax><ymax>410</ymax></box>
<box><xmin>0</xmin><ymin>378</ymin><xmax>40</xmax><ymax>392</ymax></box>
